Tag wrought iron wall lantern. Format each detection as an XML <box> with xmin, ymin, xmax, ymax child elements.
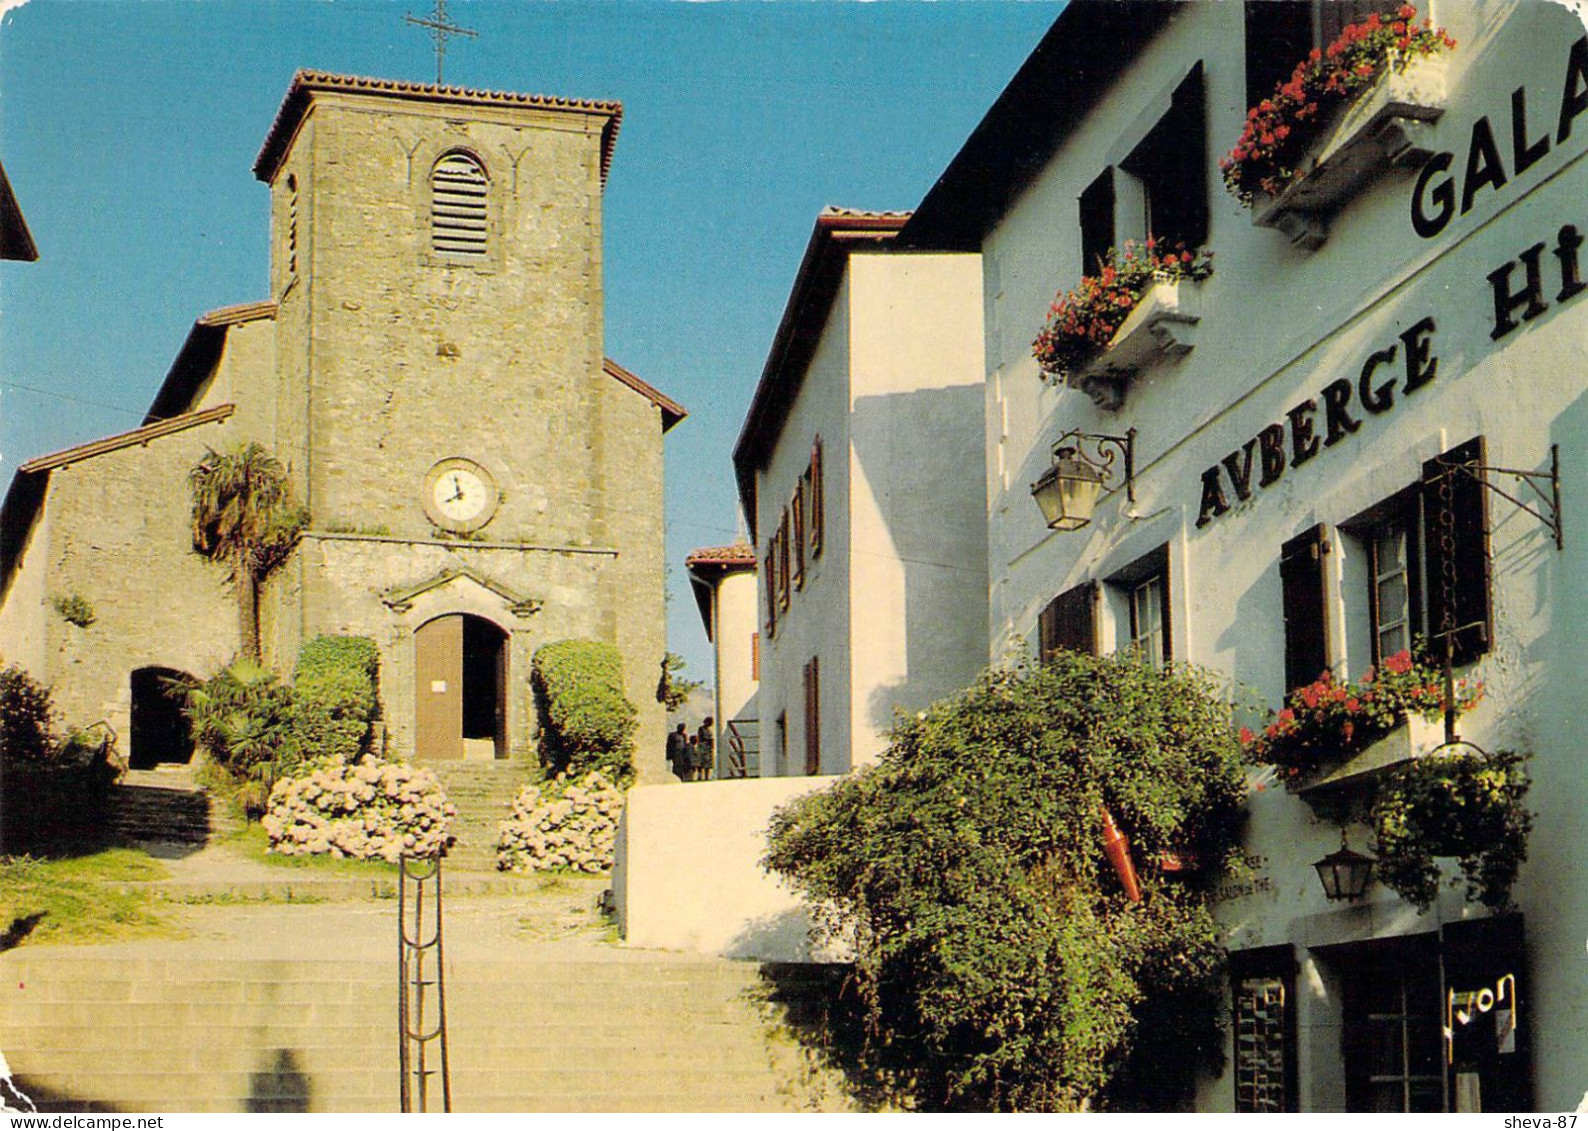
<box><xmin>1030</xmin><ymin>428</ymin><xmax>1136</xmax><ymax>531</ymax></box>
<box><xmin>1434</xmin><ymin>443</ymin><xmax>1564</xmax><ymax>550</ymax></box>
<box><xmin>1313</xmin><ymin>829</ymin><xmax>1376</xmax><ymax>901</ymax></box>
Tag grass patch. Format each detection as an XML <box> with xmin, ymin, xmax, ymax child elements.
<box><xmin>225</xmin><ymin>823</ymin><xmax>402</xmax><ymax>875</ymax></box>
<box><xmin>0</xmin><ymin>849</ymin><xmax>176</xmax><ymax>949</ymax></box>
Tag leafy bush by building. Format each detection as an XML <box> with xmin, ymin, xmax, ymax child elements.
<box><xmin>496</xmin><ymin>770</ymin><xmax>624</xmax><ymax>875</ymax></box>
<box><xmin>186</xmin><ymin>638</ymin><xmax>382</xmax><ymax>814</ymax></box>
<box><xmin>185</xmin><ymin>660</ymin><xmax>301</xmax><ymax>787</ymax></box>
<box><xmin>531</xmin><ymin>639</ymin><xmax>637</xmax><ymax>782</ymax></box>
<box><xmin>292</xmin><ymin>636</ymin><xmax>380</xmax><ymax>764</ymax></box>
<box><xmin>764</xmin><ymin>653</ymin><xmax>1247</xmax><ymax>1112</ymax></box>
<box><xmin>0</xmin><ymin>665</ymin><xmax>120</xmax><ymax>854</ymax></box>
<box><xmin>0</xmin><ymin>662</ymin><xmax>56</xmax><ymax>764</ymax></box>
<box><xmin>263</xmin><ymin>757</ymin><xmax>456</xmax><ymax>861</ymax></box>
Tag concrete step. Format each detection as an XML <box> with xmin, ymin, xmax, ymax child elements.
<box><xmin>0</xmin><ymin>951</ymin><xmax>856</xmax><ymax>1113</ymax></box>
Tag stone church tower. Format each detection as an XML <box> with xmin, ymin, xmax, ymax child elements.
<box><xmin>0</xmin><ymin>73</ymin><xmax>681</xmax><ymax>777</ymax></box>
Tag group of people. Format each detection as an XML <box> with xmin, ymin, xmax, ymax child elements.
<box><xmin>666</xmin><ymin>718</ymin><xmax>715</xmax><ymax>782</ymax></box>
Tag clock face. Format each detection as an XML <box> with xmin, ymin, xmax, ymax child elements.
<box><xmin>422</xmin><ymin>458</ymin><xmax>498</xmax><ymax>532</ymax></box>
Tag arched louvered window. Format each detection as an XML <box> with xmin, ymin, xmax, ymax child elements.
<box><xmin>431</xmin><ymin>151</ymin><xmax>489</xmax><ymax>259</ymax></box>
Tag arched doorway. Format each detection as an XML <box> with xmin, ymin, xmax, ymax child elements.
<box><xmin>414</xmin><ymin>614</ymin><xmax>507</xmax><ymax>760</ymax></box>
<box><xmin>129</xmin><ymin>667</ymin><xmax>196</xmax><ymax>770</ymax></box>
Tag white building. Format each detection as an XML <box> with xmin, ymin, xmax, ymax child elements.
<box><xmin>729</xmin><ymin>208</ymin><xmax>989</xmax><ymax>776</ymax></box>
<box><xmin>683</xmin><ymin>541</ymin><xmax>759</xmax><ymax>775</ymax></box>
<box><xmin>887</xmin><ymin>0</ymin><xmax>1586</xmax><ymax>1112</ymax></box>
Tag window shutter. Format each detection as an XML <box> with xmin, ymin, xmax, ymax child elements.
<box><xmin>1279</xmin><ymin>523</ymin><xmax>1331</xmax><ymax>691</ymax></box>
<box><xmin>1039</xmin><ymin>581</ymin><xmax>1100</xmax><ymax>661</ymax></box>
<box><xmin>764</xmin><ymin>545</ymin><xmax>777</xmax><ymax>637</ymax></box>
<box><xmin>1422</xmin><ymin>437</ymin><xmax>1492</xmax><ymax>665</ymax></box>
<box><xmin>803</xmin><ymin>657</ymin><xmax>821</xmax><ymax>775</ymax></box>
<box><xmin>431</xmin><ymin>152</ymin><xmax>489</xmax><ymax>258</ymax></box>
<box><xmin>776</xmin><ymin>512</ymin><xmax>791</xmax><ymax>610</ymax></box>
<box><xmin>809</xmin><ymin>438</ymin><xmax>824</xmax><ymax>557</ymax></box>
<box><xmin>792</xmin><ymin>481</ymin><xmax>806</xmax><ymax>589</ymax></box>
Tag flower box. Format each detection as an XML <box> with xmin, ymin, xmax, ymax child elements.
<box><xmin>1066</xmin><ymin>278</ymin><xmax>1203</xmax><ymax>409</ymax></box>
<box><xmin>1252</xmin><ymin>54</ymin><xmax>1448</xmax><ymax>249</ymax></box>
<box><xmin>1293</xmin><ymin>713</ymin><xmax>1444</xmax><ymax>794</ymax></box>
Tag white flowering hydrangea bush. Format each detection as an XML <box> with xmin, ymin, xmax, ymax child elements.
<box><xmin>496</xmin><ymin>770</ymin><xmax>624</xmax><ymax>875</ymax></box>
<box><xmin>264</xmin><ymin>757</ymin><xmax>457</xmax><ymax>862</ymax></box>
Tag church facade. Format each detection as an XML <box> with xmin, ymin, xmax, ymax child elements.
<box><xmin>0</xmin><ymin>72</ymin><xmax>683</xmax><ymax>776</ymax></box>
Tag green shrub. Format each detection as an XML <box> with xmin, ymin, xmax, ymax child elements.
<box><xmin>295</xmin><ymin>635</ymin><xmax>379</xmax><ymax>687</ymax></box>
<box><xmin>185</xmin><ymin>660</ymin><xmax>301</xmax><ymax>789</ymax></box>
<box><xmin>763</xmin><ymin>653</ymin><xmax>1247</xmax><ymax>1112</ymax></box>
<box><xmin>0</xmin><ymin>668</ymin><xmax>120</xmax><ymax>853</ymax></box>
<box><xmin>292</xmin><ymin>636</ymin><xmax>380</xmax><ymax>763</ymax></box>
<box><xmin>0</xmin><ymin>663</ymin><xmax>56</xmax><ymax>764</ymax></box>
<box><xmin>531</xmin><ymin>640</ymin><xmax>637</xmax><ymax>782</ymax></box>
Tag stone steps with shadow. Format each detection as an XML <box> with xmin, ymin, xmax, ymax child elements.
<box><xmin>0</xmin><ymin>953</ymin><xmax>860</xmax><ymax>1112</ymax></box>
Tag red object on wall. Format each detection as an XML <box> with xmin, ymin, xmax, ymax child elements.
<box><xmin>1100</xmin><ymin>805</ymin><xmax>1142</xmax><ymax>902</ymax></box>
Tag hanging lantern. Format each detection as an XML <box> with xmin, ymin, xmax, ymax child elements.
<box><xmin>1029</xmin><ymin>429</ymin><xmax>1136</xmax><ymax>532</ymax></box>
<box><xmin>1031</xmin><ymin>448</ymin><xmax>1106</xmax><ymax>530</ymax></box>
<box><xmin>1313</xmin><ymin>829</ymin><xmax>1375</xmax><ymax>901</ymax></box>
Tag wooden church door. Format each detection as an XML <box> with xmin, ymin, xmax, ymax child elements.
<box><xmin>414</xmin><ymin>615</ymin><xmax>464</xmax><ymax>760</ymax></box>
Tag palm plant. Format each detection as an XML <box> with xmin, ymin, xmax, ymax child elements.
<box><xmin>189</xmin><ymin>443</ymin><xmax>307</xmax><ymax>661</ymax></box>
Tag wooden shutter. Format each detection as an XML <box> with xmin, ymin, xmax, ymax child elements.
<box><xmin>809</xmin><ymin>438</ymin><xmax>824</xmax><ymax>557</ymax></box>
<box><xmin>792</xmin><ymin>481</ymin><xmax>806</xmax><ymax>589</ymax></box>
<box><xmin>764</xmin><ymin>545</ymin><xmax>777</xmax><ymax>637</ymax></box>
<box><xmin>1038</xmin><ymin>582</ymin><xmax>1100</xmax><ymax>661</ymax></box>
<box><xmin>776</xmin><ymin>512</ymin><xmax>791</xmax><ymax>610</ymax></box>
<box><xmin>750</xmin><ymin>632</ymin><xmax>760</xmax><ymax>681</ymax></box>
<box><xmin>1280</xmin><ymin>524</ymin><xmax>1331</xmax><ymax>691</ymax></box>
<box><xmin>803</xmin><ymin>657</ymin><xmax>821</xmax><ymax>775</ymax></box>
<box><xmin>1422</xmin><ymin>436</ymin><xmax>1492</xmax><ymax>665</ymax></box>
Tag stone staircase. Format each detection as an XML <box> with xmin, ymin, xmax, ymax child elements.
<box><xmin>429</xmin><ymin>762</ymin><xmax>537</xmax><ymax>873</ymax></box>
<box><xmin>0</xmin><ymin>953</ymin><xmax>856</xmax><ymax>1112</ymax></box>
<box><xmin>105</xmin><ymin>769</ymin><xmax>243</xmax><ymax>847</ymax></box>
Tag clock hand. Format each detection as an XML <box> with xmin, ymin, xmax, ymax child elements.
<box><xmin>449</xmin><ymin>476</ymin><xmax>465</xmax><ymax>503</ymax></box>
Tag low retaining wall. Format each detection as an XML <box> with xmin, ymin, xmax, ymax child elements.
<box><xmin>613</xmin><ymin>775</ymin><xmax>849</xmax><ymax>963</ymax></box>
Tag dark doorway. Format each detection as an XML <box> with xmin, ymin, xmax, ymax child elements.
<box><xmin>462</xmin><ymin>615</ymin><xmax>506</xmax><ymax>754</ymax></box>
<box><xmin>414</xmin><ymin>614</ymin><xmax>506</xmax><ymax>761</ymax></box>
<box><xmin>129</xmin><ymin>667</ymin><xmax>195</xmax><ymax>770</ymax></box>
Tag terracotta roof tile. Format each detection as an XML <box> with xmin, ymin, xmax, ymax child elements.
<box><xmin>197</xmin><ymin>300</ymin><xmax>277</xmax><ymax>328</ymax></box>
<box><xmin>254</xmin><ymin>70</ymin><xmax>623</xmax><ymax>187</ymax></box>
<box><xmin>685</xmin><ymin>543</ymin><xmax>757</xmax><ymax>568</ymax></box>
<box><xmin>18</xmin><ymin>405</ymin><xmax>236</xmax><ymax>475</ymax></box>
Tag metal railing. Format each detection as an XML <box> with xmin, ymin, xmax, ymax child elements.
<box><xmin>725</xmin><ymin>719</ymin><xmax>759</xmax><ymax>779</ymax></box>
<box><xmin>398</xmin><ymin>854</ymin><xmax>451</xmax><ymax>1113</ymax></box>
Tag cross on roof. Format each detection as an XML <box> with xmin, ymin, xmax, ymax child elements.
<box><xmin>405</xmin><ymin>0</ymin><xmax>476</xmax><ymax>86</ymax></box>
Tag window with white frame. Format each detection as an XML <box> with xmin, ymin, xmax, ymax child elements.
<box><xmin>1105</xmin><ymin>544</ymin><xmax>1171</xmax><ymax>669</ymax></box>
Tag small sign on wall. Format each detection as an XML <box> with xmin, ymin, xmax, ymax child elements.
<box><xmin>431</xmin><ymin>680</ymin><xmax>447</xmax><ymax>693</ymax></box>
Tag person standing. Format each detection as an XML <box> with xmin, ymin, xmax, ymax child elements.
<box><xmin>666</xmin><ymin>723</ymin><xmax>689</xmax><ymax>782</ymax></box>
<box><xmin>693</xmin><ymin>718</ymin><xmax>715</xmax><ymax>781</ymax></box>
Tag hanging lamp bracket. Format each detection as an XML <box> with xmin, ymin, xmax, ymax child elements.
<box><xmin>1436</xmin><ymin>443</ymin><xmax>1563</xmax><ymax>551</ymax></box>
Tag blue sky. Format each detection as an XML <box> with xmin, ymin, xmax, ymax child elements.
<box><xmin>0</xmin><ymin>0</ymin><xmax>1059</xmax><ymax>681</ymax></box>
